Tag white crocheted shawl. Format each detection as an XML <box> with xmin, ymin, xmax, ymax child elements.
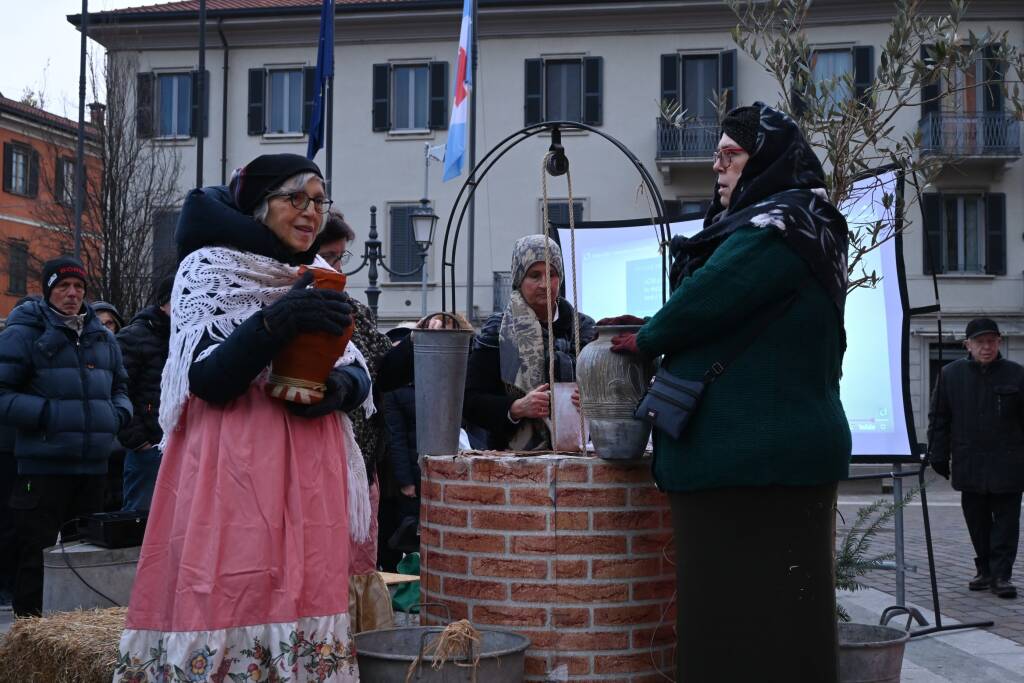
<box><xmin>159</xmin><ymin>245</ymin><xmax>373</xmax><ymax>541</ymax></box>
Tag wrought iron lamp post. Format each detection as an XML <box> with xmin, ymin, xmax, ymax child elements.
<box><xmin>409</xmin><ymin>198</ymin><xmax>440</xmax><ymax>316</ymax></box>
<box><xmin>345</xmin><ymin>202</ymin><xmax>438</xmax><ymax>319</ymax></box>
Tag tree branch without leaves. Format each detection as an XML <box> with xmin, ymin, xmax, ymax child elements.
<box><xmin>33</xmin><ymin>54</ymin><xmax>182</xmax><ymax>318</ymax></box>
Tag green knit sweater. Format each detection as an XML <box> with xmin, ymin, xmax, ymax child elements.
<box><xmin>636</xmin><ymin>227</ymin><xmax>851</xmax><ymax>492</ymax></box>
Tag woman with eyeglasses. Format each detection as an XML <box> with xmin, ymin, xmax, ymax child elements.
<box><xmin>115</xmin><ymin>154</ymin><xmax>371</xmax><ymax>681</ymax></box>
<box><xmin>610</xmin><ymin>104</ymin><xmax>851</xmax><ymax>682</ymax></box>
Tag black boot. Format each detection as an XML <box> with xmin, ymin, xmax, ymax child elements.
<box><xmin>969</xmin><ymin>573</ymin><xmax>992</xmax><ymax>591</ymax></box>
<box><xmin>991</xmin><ymin>578</ymin><xmax>1017</xmax><ymax>599</ymax></box>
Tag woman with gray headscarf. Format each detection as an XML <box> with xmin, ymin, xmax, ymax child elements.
<box><xmin>464</xmin><ymin>235</ymin><xmax>596</xmax><ymax>451</ymax></box>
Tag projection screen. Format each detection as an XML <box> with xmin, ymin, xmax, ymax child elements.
<box><xmin>556</xmin><ymin>169</ymin><xmax>915</xmax><ymax>460</ymax></box>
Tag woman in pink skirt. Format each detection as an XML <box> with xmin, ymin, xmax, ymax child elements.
<box><xmin>114</xmin><ymin>154</ymin><xmax>372</xmax><ymax>683</ymax></box>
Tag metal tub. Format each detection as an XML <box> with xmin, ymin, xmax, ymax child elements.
<box><xmin>838</xmin><ymin>622</ymin><xmax>910</xmax><ymax>683</ymax></box>
<box><xmin>355</xmin><ymin>626</ymin><xmax>530</xmax><ymax>683</ymax></box>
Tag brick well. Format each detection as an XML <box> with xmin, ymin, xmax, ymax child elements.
<box><xmin>421</xmin><ymin>453</ymin><xmax>676</xmax><ymax>682</ymax></box>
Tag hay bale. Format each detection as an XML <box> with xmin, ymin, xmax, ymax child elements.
<box><xmin>0</xmin><ymin>607</ymin><xmax>126</xmax><ymax>683</ymax></box>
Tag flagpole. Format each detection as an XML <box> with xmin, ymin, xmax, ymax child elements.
<box><xmin>196</xmin><ymin>0</ymin><xmax>206</xmax><ymax>188</ymax></box>
<box><xmin>465</xmin><ymin>0</ymin><xmax>478</xmax><ymax>320</ymax></box>
<box><xmin>325</xmin><ymin>1</ymin><xmax>335</xmax><ymax>197</ymax></box>
<box><xmin>73</xmin><ymin>0</ymin><xmax>88</xmax><ymax>261</ymax></box>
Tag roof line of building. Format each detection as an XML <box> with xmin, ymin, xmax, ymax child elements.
<box><xmin>0</xmin><ymin>96</ymin><xmax>98</xmax><ymax>140</ymax></box>
<box><xmin>66</xmin><ymin>0</ymin><xmax>684</xmax><ymax>27</ymax></box>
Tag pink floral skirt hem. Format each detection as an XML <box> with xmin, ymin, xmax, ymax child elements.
<box><xmin>114</xmin><ymin>612</ymin><xmax>358</xmax><ymax>682</ymax></box>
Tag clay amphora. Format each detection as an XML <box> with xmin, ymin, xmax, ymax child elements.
<box><xmin>266</xmin><ymin>266</ymin><xmax>354</xmax><ymax>404</ymax></box>
<box><xmin>576</xmin><ymin>325</ymin><xmax>653</xmax><ymax>459</ymax></box>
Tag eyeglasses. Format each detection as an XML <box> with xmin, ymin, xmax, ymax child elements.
<box><xmin>712</xmin><ymin>146</ymin><xmax>747</xmax><ymax>170</ymax></box>
<box><xmin>268</xmin><ymin>191</ymin><xmax>334</xmax><ymax>215</ymax></box>
<box><xmin>322</xmin><ymin>250</ymin><xmax>353</xmax><ymax>267</ymax></box>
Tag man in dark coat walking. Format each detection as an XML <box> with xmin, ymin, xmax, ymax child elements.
<box><xmin>929</xmin><ymin>318</ymin><xmax>1024</xmax><ymax>599</ymax></box>
<box><xmin>0</xmin><ymin>257</ymin><xmax>132</xmax><ymax>615</ymax></box>
<box><xmin>116</xmin><ymin>277</ymin><xmax>173</xmax><ymax>511</ymax></box>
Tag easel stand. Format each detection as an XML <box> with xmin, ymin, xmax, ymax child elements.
<box><xmin>846</xmin><ymin>461</ymin><xmax>994</xmax><ymax>638</ymax></box>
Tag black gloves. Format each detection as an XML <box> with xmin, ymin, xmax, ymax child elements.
<box><xmin>287</xmin><ymin>368</ymin><xmax>356</xmax><ymax>419</ymax></box>
<box><xmin>263</xmin><ymin>271</ymin><xmax>353</xmax><ymax>341</ymax></box>
<box><xmin>930</xmin><ymin>458</ymin><xmax>950</xmax><ymax>480</ymax></box>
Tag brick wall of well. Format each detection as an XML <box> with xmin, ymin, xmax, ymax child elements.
<box><xmin>420</xmin><ymin>453</ymin><xmax>676</xmax><ymax>683</ymax></box>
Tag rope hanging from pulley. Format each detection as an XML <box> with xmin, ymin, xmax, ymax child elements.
<box><xmin>540</xmin><ymin>144</ymin><xmax>586</xmax><ymax>449</ymax></box>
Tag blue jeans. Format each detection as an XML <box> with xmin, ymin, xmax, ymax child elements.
<box><xmin>122</xmin><ymin>446</ymin><xmax>162</xmax><ymax>512</ymax></box>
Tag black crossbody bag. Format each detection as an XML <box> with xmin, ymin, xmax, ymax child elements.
<box><xmin>634</xmin><ymin>282</ymin><xmax>806</xmax><ymax>439</ymax></box>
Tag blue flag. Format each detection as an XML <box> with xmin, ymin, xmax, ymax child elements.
<box><xmin>306</xmin><ymin>0</ymin><xmax>334</xmax><ymax>160</ymax></box>
<box><xmin>443</xmin><ymin>0</ymin><xmax>473</xmax><ymax>181</ymax></box>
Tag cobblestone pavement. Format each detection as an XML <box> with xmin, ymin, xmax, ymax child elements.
<box><xmin>838</xmin><ymin>472</ymin><xmax>1024</xmax><ymax>646</ymax></box>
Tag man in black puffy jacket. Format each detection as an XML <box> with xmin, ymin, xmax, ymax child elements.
<box><xmin>929</xmin><ymin>318</ymin><xmax>1024</xmax><ymax>600</ymax></box>
<box><xmin>0</xmin><ymin>257</ymin><xmax>132</xmax><ymax>615</ymax></box>
<box><xmin>116</xmin><ymin>277</ymin><xmax>173</xmax><ymax>511</ymax></box>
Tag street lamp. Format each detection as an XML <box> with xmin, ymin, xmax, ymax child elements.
<box><xmin>344</xmin><ymin>204</ymin><xmax>436</xmax><ymax>320</ymax></box>
<box><xmin>409</xmin><ymin>198</ymin><xmax>439</xmax><ymax>316</ymax></box>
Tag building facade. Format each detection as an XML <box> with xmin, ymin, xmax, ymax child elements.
<box><xmin>78</xmin><ymin>0</ymin><xmax>1023</xmax><ymax>439</ymax></box>
<box><xmin>0</xmin><ymin>95</ymin><xmax>100</xmax><ymax>319</ymax></box>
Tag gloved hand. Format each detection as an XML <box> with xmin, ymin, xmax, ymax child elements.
<box><xmin>288</xmin><ymin>368</ymin><xmax>355</xmax><ymax>418</ymax></box>
<box><xmin>610</xmin><ymin>332</ymin><xmax>640</xmax><ymax>355</ymax></box>
<box><xmin>930</xmin><ymin>458</ymin><xmax>950</xmax><ymax>480</ymax></box>
<box><xmin>263</xmin><ymin>271</ymin><xmax>353</xmax><ymax>341</ymax></box>
<box><xmin>596</xmin><ymin>315</ymin><xmax>646</xmax><ymax>327</ymax></box>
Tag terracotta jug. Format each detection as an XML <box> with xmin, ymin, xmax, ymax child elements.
<box><xmin>265</xmin><ymin>266</ymin><xmax>355</xmax><ymax>404</ymax></box>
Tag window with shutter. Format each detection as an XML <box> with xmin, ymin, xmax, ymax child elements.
<box><xmin>523</xmin><ymin>56</ymin><xmax>605</xmax><ymax>126</ymax></box>
<box><xmin>3</xmin><ymin>144</ymin><xmax>31</xmax><ymax>196</ymax></box>
<box><xmin>155</xmin><ymin>72</ymin><xmax>193</xmax><ymax>138</ymax></box>
<box><xmin>921</xmin><ymin>192</ymin><xmax>942</xmax><ymax>274</ymax></box>
<box><xmin>810</xmin><ymin>48</ymin><xmax>854</xmax><ymax>111</ymax></box>
<box><xmin>985</xmin><ymin>193</ymin><xmax>1006</xmax><ymax>275</ymax></box>
<box><xmin>545</xmin><ymin>60</ymin><xmax>582</xmax><ymax>123</ymax></box>
<box><xmin>190</xmin><ymin>69</ymin><xmax>210</xmax><ymax>138</ymax></box>
<box><xmin>372</xmin><ymin>64</ymin><xmax>390</xmax><ymax>132</ymax></box>
<box><xmin>583</xmin><ymin>57</ymin><xmax>602</xmax><ymax>126</ymax></box>
<box><xmin>853</xmin><ymin>46</ymin><xmax>874</xmax><ymax>106</ymax></box>
<box><xmin>392</xmin><ymin>64</ymin><xmax>430</xmax><ymax>131</ymax></box>
<box><xmin>524</xmin><ymin>59</ymin><xmax>543</xmax><ymax>126</ymax></box>
<box><xmin>57</xmin><ymin>157</ymin><xmax>75</xmax><ymax>206</ymax></box>
<box><xmin>389</xmin><ymin>204</ymin><xmax>424</xmax><ymax>282</ymax></box>
<box><xmin>928</xmin><ymin>193</ymin><xmax>996</xmax><ymax>274</ymax></box>
<box><xmin>543</xmin><ymin>200</ymin><xmax>585</xmax><ymax>230</ymax></box>
<box><xmin>429</xmin><ymin>61</ymin><xmax>449</xmax><ymax>130</ymax></box>
<box><xmin>2</xmin><ymin>143</ymin><xmax>11</xmax><ymax>193</ymax></box>
<box><xmin>248</xmin><ymin>68</ymin><xmax>267</xmax><ymax>135</ymax></box>
<box><xmin>136</xmin><ymin>73</ymin><xmax>154</xmax><ymax>139</ymax></box>
<box><xmin>27</xmin><ymin>150</ymin><xmax>38</xmax><ymax>197</ymax></box>
<box><xmin>302</xmin><ymin>67</ymin><xmax>317</xmax><ymax>134</ymax></box>
<box><xmin>7</xmin><ymin>241</ymin><xmax>28</xmax><ymax>295</ymax></box>
<box><xmin>267</xmin><ymin>69</ymin><xmax>304</xmax><ymax>134</ymax></box>
<box><xmin>373</xmin><ymin>62</ymin><xmax>443</xmax><ymax>133</ymax></box>
<box><xmin>658</xmin><ymin>52</ymin><xmax>723</xmax><ymax>158</ymax></box>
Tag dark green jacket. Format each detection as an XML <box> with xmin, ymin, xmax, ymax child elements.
<box><xmin>637</xmin><ymin>227</ymin><xmax>851</xmax><ymax>492</ymax></box>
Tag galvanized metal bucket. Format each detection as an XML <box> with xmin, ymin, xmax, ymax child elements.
<box><xmin>837</xmin><ymin>622</ymin><xmax>910</xmax><ymax>683</ymax></box>
<box><xmin>354</xmin><ymin>625</ymin><xmax>530</xmax><ymax>683</ymax></box>
<box><xmin>42</xmin><ymin>542</ymin><xmax>139</xmax><ymax>614</ymax></box>
<box><xmin>413</xmin><ymin>317</ymin><xmax>473</xmax><ymax>456</ymax></box>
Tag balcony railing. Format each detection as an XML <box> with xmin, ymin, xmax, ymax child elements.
<box><xmin>656</xmin><ymin>117</ymin><xmax>719</xmax><ymax>160</ymax></box>
<box><xmin>919</xmin><ymin>112</ymin><xmax>1021</xmax><ymax>157</ymax></box>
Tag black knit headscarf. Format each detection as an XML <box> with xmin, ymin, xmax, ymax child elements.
<box><xmin>669</xmin><ymin>102</ymin><xmax>849</xmax><ymax>320</ymax></box>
